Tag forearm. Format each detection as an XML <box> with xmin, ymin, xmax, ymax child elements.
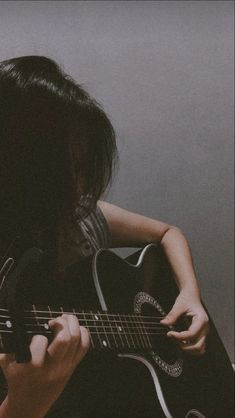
<box><xmin>160</xmin><ymin>226</ymin><xmax>201</xmax><ymax>298</ymax></box>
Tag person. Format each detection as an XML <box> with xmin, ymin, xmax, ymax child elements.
<box><xmin>0</xmin><ymin>56</ymin><xmax>209</xmax><ymax>418</ymax></box>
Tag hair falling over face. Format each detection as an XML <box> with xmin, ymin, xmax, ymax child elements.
<box><xmin>0</xmin><ymin>55</ymin><xmax>118</xmax><ymax>246</ymax></box>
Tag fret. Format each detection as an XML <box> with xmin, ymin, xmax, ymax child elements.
<box><xmin>136</xmin><ymin>314</ymin><xmax>147</xmax><ymax>349</ymax></box>
<box><xmin>113</xmin><ymin>315</ymin><xmax>125</xmax><ymax>349</ymax></box>
<box><xmin>75</xmin><ymin>309</ymin><xmax>84</xmax><ymax>326</ymax></box>
<box><xmin>118</xmin><ymin>314</ymin><xmax>130</xmax><ymax>349</ymax></box>
<box><xmin>32</xmin><ymin>304</ymin><xmax>39</xmax><ymax>326</ymax></box>
<box><xmin>98</xmin><ymin>312</ymin><xmax>110</xmax><ymax>349</ymax></box>
<box><xmin>105</xmin><ymin>312</ymin><xmax>118</xmax><ymax>349</ymax></box>
<box><xmin>92</xmin><ymin>312</ymin><xmax>103</xmax><ymax>348</ymax></box>
<box><xmin>27</xmin><ymin>305</ymin><xmax>49</xmax><ymax>334</ymax></box>
<box><xmin>130</xmin><ymin>315</ymin><xmax>142</xmax><ymax>349</ymax></box>
<box><xmin>136</xmin><ymin>315</ymin><xmax>144</xmax><ymax>347</ymax></box>
<box><xmin>48</xmin><ymin>306</ymin><xmax>53</xmax><ymax>319</ymax></box>
<box><xmin>126</xmin><ymin>314</ymin><xmax>136</xmax><ymax>349</ymax></box>
<box><xmin>78</xmin><ymin>310</ymin><xmax>95</xmax><ymax>349</ymax></box>
<box><xmin>122</xmin><ymin>315</ymin><xmax>131</xmax><ymax>349</ymax></box>
<box><xmin>139</xmin><ymin>316</ymin><xmax>151</xmax><ymax>349</ymax></box>
<box><xmin>141</xmin><ymin>317</ymin><xmax>152</xmax><ymax>349</ymax></box>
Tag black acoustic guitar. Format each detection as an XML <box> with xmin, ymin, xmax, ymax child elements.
<box><xmin>0</xmin><ymin>244</ymin><xmax>234</xmax><ymax>417</ymax></box>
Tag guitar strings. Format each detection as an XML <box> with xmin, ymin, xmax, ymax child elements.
<box><xmin>0</xmin><ymin>307</ymin><xmax>171</xmax><ymax>341</ymax></box>
<box><xmin>0</xmin><ymin>319</ymin><xmax>169</xmax><ymax>336</ymax></box>
<box><xmin>0</xmin><ymin>316</ymin><xmax>168</xmax><ymax>328</ymax></box>
<box><xmin>0</xmin><ymin>329</ymin><xmax>168</xmax><ymax>336</ymax></box>
<box><xmin>0</xmin><ymin>307</ymin><xmax>166</xmax><ymax>320</ymax></box>
<box><xmin>0</xmin><ymin>319</ymin><xmax>167</xmax><ymax>329</ymax></box>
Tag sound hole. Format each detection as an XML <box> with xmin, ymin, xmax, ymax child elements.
<box><xmin>141</xmin><ymin>302</ymin><xmax>179</xmax><ymax>364</ymax></box>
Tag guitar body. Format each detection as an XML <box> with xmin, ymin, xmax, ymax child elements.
<box><xmin>0</xmin><ymin>244</ymin><xmax>234</xmax><ymax>417</ymax></box>
<box><xmin>92</xmin><ymin>245</ymin><xmax>234</xmax><ymax>417</ymax></box>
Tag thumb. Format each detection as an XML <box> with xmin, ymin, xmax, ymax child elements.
<box><xmin>160</xmin><ymin>303</ymin><xmax>184</xmax><ymax>326</ymax></box>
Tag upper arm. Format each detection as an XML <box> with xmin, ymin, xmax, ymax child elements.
<box><xmin>98</xmin><ymin>201</ymin><xmax>171</xmax><ymax>248</ymax></box>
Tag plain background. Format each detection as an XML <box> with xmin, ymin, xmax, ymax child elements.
<box><xmin>0</xmin><ymin>1</ymin><xmax>234</xmax><ymax>361</ymax></box>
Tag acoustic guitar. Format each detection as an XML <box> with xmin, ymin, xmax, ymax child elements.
<box><xmin>0</xmin><ymin>243</ymin><xmax>234</xmax><ymax>417</ymax></box>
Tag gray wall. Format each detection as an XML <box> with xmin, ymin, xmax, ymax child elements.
<box><xmin>0</xmin><ymin>1</ymin><xmax>233</xmax><ymax>360</ymax></box>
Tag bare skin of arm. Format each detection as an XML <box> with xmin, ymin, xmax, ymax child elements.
<box><xmin>98</xmin><ymin>200</ymin><xmax>209</xmax><ymax>356</ymax></box>
<box><xmin>0</xmin><ymin>315</ymin><xmax>90</xmax><ymax>418</ymax></box>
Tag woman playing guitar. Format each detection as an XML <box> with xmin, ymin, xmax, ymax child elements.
<box><xmin>0</xmin><ymin>56</ymin><xmax>230</xmax><ymax>418</ymax></box>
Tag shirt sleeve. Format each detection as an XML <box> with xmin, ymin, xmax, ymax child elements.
<box><xmin>79</xmin><ymin>204</ymin><xmax>111</xmax><ymax>253</ymax></box>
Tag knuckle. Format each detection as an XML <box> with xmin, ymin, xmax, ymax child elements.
<box><xmin>46</xmin><ymin>370</ymin><xmax>65</xmax><ymax>386</ymax></box>
<box><xmin>204</xmin><ymin>316</ymin><xmax>209</xmax><ymax>324</ymax></box>
<box><xmin>70</xmin><ymin>329</ymin><xmax>81</xmax><ymax>343</ymax></box>
<box><xmin>61</xmin><ymin>313</ymin><xmax>70</xmax><ymax>321</ymax></box>
<box><xmin>203</xmin><ymin>313</ymin><xmax>209</xmax><ymax>322</ymax></box>
<box><xmin>0</xmin><ymin>353</ymin><xmax>12</xmax><ymax>367</ymax></box>
<box><xmin>59</xmin><ymin>316</ymin><xmax>68</xmax><ymax>325</ymax></box>
<box><xmin>56</xmin><ymin>332</ymin><xmax>71</xmax><ymax>345</ymax></box>
<box><xmin>199</xmin><ymin>314</ymin><xmax>209</xmax><ymax>325</ymax></box>
<box><xmin>31</xmin><ymin>359</ymin><xmax>43</xmax><ymax>369</ymax></box>
<box><xmin>50</xmin><ymin>316</ymin><xmax>65</xmax><ymax>327</ymax></box>
<box><xmin>181</xmin><ymin>332</ymin><xmax>190</xmax><ymax>341</ymax></box>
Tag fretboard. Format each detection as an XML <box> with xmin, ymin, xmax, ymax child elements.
<box><xmin>0</xmin><ymin>304</ymin><xmax>167</xmax><ymax>353</ymax></box>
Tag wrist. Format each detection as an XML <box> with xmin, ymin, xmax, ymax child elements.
<box><xmin>0</xmin><ymin>396</ymin><xmax>37</xmax><ymax>418</ymax></box>
<box><xmin>1</xmin><ymin>393</ymin><xmax>49</xmax><ymax>418</ymax></box>
<box><xmin>179</xmin><ymin>284</ymin><xmax>201</xmax><ymax>301</ymax></box>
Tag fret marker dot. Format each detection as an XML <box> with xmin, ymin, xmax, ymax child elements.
<box><xmin>102</xmin><ymin>340</ymin><xmax>107</xmax><ymax>347</ymax></box>
<box><xmin>44</xmin><ymin>323</ymin><xmax>49</xmax><ymax>330</ymax></box>
<box><xmin>95</xmin><ymin>315</ymin><xmax>99</xmax><ymax>320</ymax></box>
<box><xmin>118</xmin><ymin>326</ymin><xmax>122</xmax><ymax>332</ymax></box>
<box><xmin>6</xmin><ymin>320</ymin><xmax>12</xmax><ymax>328</ymax></box>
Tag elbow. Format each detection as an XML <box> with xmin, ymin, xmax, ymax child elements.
<box><xmin>160</xmin><ymin>225</ymin><xmax>183</xmax><ymax>245</ymax></box>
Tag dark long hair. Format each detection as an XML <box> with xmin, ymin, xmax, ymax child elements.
<box><xmin>0</xmin><ymin>56</ymin><xmax>117</xmax><ymax>244</ymax></box>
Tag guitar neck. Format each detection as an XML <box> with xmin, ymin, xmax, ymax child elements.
<box><xmin>0</xmin><ymin>304</ymin><xmax>167</xmax><ymax>353</ymax></box>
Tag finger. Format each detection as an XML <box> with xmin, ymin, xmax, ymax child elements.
<box><xmin>75</xmin><ymin>326</ymin><xmax>90</xmax><ymax>362</ymax></box>
<box><xmin>167</xmin><ymin>316</ymin><xmax>203</xmax><ymax>340</ymax></box>
<box><xmin>180</xmin><ymin>335</ymin><xmax>206</xmax><ymax>356</ymax></box>
<box><xmin>67</xmin><ymin>315</ymin><xmax>81</xmax><ymax>342</ymax></box>
<box><xmin>66</xmin><ymin>315</ymin><xmax>82</xmax><ymax>359</ymax></box>
<box><xmin>161</xmin><ymin>304</ymin><xmax>185</xmax><ymax>326</ymax></box>
<box><xmin>47</xmin><ymin>315</ymin><xmax>71</xmax><ymax>358</ymax></box>
<box><xmin>30</xmin><ymin>334</ymin><xmax>49</xmax><ymax>367</ymax></box>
